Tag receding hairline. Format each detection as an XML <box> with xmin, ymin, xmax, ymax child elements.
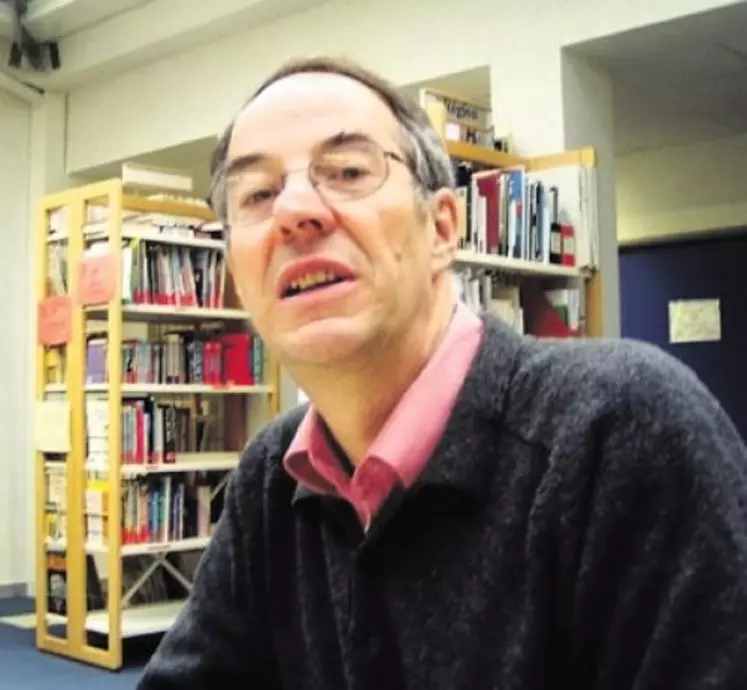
<box><xmin>247</xmin><ymin>56</ymin><xmax>419</xmax><ymax>116</ymax></box>
<box><xmin>250</xmin><ymin>68</ymin><xmax>396</xmax><ymax>106</ymax></box>
<box><xmin>220</xmin><ymin>56</ymin><xmax>430</xmax><ymax>161</ymax></box>
<box><xmin>221</xmin><ymin>70</ymin><xmax>421</xmax><ymax>193</ymax></box>
<box><xmin>233</xmin><ymin>70</ymin><xmax>403</xmax><ymax>139</ymax></box>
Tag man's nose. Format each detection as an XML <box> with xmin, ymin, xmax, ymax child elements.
<box><xmin>273</xmin><ymin>171</ymin><xmax>335</xmax><ymax>243</ymax></box>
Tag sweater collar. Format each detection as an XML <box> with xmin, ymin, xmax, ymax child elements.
<box><xmin>410</xmin><ymin>311</ymin><xmax>524</xmax><ymax>502</ymax></box>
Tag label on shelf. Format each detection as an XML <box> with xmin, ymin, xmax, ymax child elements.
<box><xmin>38</xmin><ymin>295</ymin><xmax>72</xmax><ymax>346</ymax></box>
<box><xmin>78</xmin><ymin>252</ymin><xmax>117</xmax><ymax>306</ymax></box>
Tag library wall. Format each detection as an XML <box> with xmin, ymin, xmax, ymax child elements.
<box><xmin>617</xmin><ymin>131</ymin><xmax>747</xmax><ymax>244</ymax></box>
<box><xmin>64</xmin><ymin>0</ymin><xmax>735</xmax><ymax>174</ymax></box>
<box><xmin>0</xmin><ymin>89</ymin><xmax>32</xmax><ymax>591</ymax></box>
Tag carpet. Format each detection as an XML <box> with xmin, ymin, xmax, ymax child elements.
<box><xmin>0</xmin><ymin>596</ymin><xmax>155</xmax><ymax>688</ymax></box>
<box><xmin>0</xmin><ymin>622</ymin><xmax>146</xmax><ymax>689</ymax></box>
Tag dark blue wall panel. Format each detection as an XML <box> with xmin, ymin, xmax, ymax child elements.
<box><xmin>619</xmin><ymin>233</ymin><xmax>747</xmax><ymax>440</ymax></box>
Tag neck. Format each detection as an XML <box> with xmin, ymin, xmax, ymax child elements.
<box><xmin>290</xmin><ymin>287</ymin><xmax>456</xmax><ymax>465</ymax></box>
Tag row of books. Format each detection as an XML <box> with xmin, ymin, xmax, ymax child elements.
<box><xmin>453</xmin><ymin>161</ymin><xmax>597</xmax><ymax>269</ymax></box>
<box><xmin>47</xmin><ymin>208</ymin><xmax>229</xmax><ymax>309</ymax></box>
<box><xmin>86</xmin><ymin>397</ymin><xmax>221</xmax><ymax>469</ymax></box>
<box><xmin>456</xmin><ymin>273</ymin><xmax>524</xmax><ymax>334</ymax></box>
<box><xmin>47</xmin><ymin>243</ymin><xmax>67</xmax><ymax>296</ymax></box>
<box><xmin>43</xmin><ymin>462</ymin><xmax>226</xmax><ymax>550</ymax></box>
<box><xmin>86</xmin><ymin>331</ymin><xmax>265</xmax><ymax>386</ymax></box>
<box><xmin>45</xmin><ymin>465</ymin><xmax>66</xmax><ymax>548</ymax></box>
<box><xmin>85</xmin><ymin>475</ymin><xmax>216</xmax><ymax>548</ymax></box>
<box><xmin>121</xmin><ymin>239</ymin><xmax>225</xmax><ymax>309</ymax></box>
<box><xmin>456</xmin><ymin>269</ymin><xmax>582</xmax><ymax>337</ymax></box>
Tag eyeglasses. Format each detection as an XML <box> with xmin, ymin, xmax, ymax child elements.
<box><xmin>224</xmin><ymin>136</ymin><xmax>408</xmax><ymax>229</ymax></box>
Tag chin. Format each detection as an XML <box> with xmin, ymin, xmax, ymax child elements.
<box><xmin>275</xmin><ymin>317</ymin><xmax>374</xmax><ymax>366</ymax></box>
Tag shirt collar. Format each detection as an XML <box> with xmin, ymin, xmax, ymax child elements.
<box><xmin>288</xmin><ymin>310</ymin><xmax>524</xmax><ymax>507</ymax></box>
<box><xmin>283</xmin><ymin>300</ymin><xmax>481</xmax><ymax>485</ymax></box>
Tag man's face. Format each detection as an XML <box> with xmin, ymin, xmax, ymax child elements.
<box><xmin>225</xmin><ymin>72</ymin><xmax>457</xmax><ymax>367</ymax></box>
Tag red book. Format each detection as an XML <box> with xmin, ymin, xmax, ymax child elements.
<box><xmin>221</xmin><ymin>333</ymin><xmax>253</xmax><ymax>385</ymax></box>
<box><xmin>475</xmin><ymin>171</ymin><xmax>500</xmax><ymax>254</ymax></box>
<box><xmin>522</xmin><ymin>281</ymin><xmax>579</xmax><ymax>338</ymax></box>
<box><xmin>203</xmin><ymin>340</ymin><xmax>223</xmax><ymax>384</ymax></box>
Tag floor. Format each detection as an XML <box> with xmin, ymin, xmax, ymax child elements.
<box><xmin>0</xmin><ymin>597</ymin><xmax>150</xmax><ymax>688</ymax></box>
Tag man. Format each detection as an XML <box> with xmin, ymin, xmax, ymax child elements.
<box><xmin>137</xmin><ymin>56</ymin><xmax>747</xmax><ymax>689</ymax></box>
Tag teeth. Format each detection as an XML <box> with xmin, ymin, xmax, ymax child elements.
<box><xmin>298</xmin><ymin>271</ymin><xmax>338</xmax><ymax>290</ymax></box>
<box><xmin>283</xmin><ymin>269</ymin><xmax>348</xmax><ymax>297</ymax></box>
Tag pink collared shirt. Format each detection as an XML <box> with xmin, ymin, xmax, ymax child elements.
<box><xmin>283</xmin><ymin>301</ymin><xmax>484</xmax><ymax>530</ymax></box>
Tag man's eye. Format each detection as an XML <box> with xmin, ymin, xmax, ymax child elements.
<box><xmin>339</xmin><ymin>166</ymin><xmax>366</xmax><ymax>180</ymax></box>
<box><xmin>243</xmin><ymin>188</ymin><xmax>275</xmax><ymax>206</ymax></box>
<box><xmin>321</xmin><ymin>164</ymin><xmax>370</xmax><ymax>182</ymax></box>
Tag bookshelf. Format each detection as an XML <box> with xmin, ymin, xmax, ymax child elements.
<box><xmin>34</xmin><ymin>178</ymin><xmax>280</xmax><ymax>670</ymax></box>
<box><xmin>421</xmin><ymin>87</ymin><xmax>604</xmax><ymax>338</ymax></box>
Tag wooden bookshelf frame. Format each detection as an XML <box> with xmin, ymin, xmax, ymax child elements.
<box><xmin>446</xmin><ymin>141</ymin><xmax>524</xmax><ymax>169</ymax></box>
<box><xmin>35</xmin><ymin>179</ymin><xmax>280</xmax><ymax>670</ymax></box>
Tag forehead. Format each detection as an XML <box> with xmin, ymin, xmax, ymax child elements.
<box><xmin>228</xmin><ymin>72</ymin><xmax>401</xmax><ymax>161</ymax></box>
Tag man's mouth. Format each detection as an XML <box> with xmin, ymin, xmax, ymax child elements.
<box><xmin>281</xmin><ymin>270</ymin><xmax>354</xmax><ymax>299</ymax></box>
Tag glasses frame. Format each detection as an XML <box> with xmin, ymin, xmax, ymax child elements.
<box><xmin>224</xmin><ymin>136</ymin><xmax>410</xmax><ymax>230</ymax></box>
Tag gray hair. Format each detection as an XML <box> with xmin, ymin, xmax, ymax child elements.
<box><xmin>206</xmin><ymin>55</ymin><xmax>455</xmax><ymax>224</ymax></box>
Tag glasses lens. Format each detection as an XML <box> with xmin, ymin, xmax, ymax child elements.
<box><xmin>226</xmin><ymin>167</ymin><xmax>283</xmax><ymax>227</ymax></box>
<box><xmin>311</xmin><ymin>139</ymin><xmax>387</xmax><ymax>200</ymax></box>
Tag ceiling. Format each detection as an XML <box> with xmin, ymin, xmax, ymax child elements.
<box><xmin>0</xmin><ymin>0</ymin><xmax>153</xmax><ymax>40</ymax></box>
<box><xmin>0</xmin><ymin>0</ymin><xmax>328</xmax><ymax>89</ymax></box>
<box><xmin>571</xmin><ymin>2</ymin><xmax>747</xmax><ymax>155</ymax></box>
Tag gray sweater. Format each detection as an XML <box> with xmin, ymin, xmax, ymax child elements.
<box><xmin>137</xmin><ymin>313</ymin><xmax>747</xmax><ymax>689</ymax></box>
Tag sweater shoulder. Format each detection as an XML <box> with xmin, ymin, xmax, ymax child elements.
<box><xmin>505</xmin><ymin>335</ymin><xmax>726</xmax><ymax>443</ymax></box>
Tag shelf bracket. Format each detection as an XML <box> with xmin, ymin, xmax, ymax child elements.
<box><xmin>122</xmin><ymin>551</ymin><xmax>195</xmax><ymax>608</ymax></box>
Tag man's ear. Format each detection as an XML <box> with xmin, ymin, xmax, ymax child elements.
<box><xmin>429</xmin><ymin>188</ymin><xmax>461</xmax><ymax>273</ymax></box>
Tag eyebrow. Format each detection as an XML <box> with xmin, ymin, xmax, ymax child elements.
<box><xmin>224</xmin><ymin>152</ymin><xmax>265</xmax><ymax>178</ymax></box>
<box><xmin>223</xmin><ymin>130</ymin><xmax>379</xmax><ymax>178</ymax></box>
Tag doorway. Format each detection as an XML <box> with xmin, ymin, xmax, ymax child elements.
<box><xmin>619</xmin><ymin>231</ymin><xmax>747</xmax><ymax>439</ymax></box>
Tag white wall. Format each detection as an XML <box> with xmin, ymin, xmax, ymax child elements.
<box><xmin>65</xmin><ymin>0</ymin><xmax>739</xmax><ymax>173</ymax></box>
<box><xmin>617</xmin><ymin>131</ymin><xmax>747</xmax><ymax>244</ymax></box>
<box><xmin>0</xmin><ymin>89</ymin><xmax>32</xmax><ymax>591</ymax></box>
<box><xmin>562</xmin><ymin>51</ymin><xmax>620</xmax><ymax>337</ymax></box>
